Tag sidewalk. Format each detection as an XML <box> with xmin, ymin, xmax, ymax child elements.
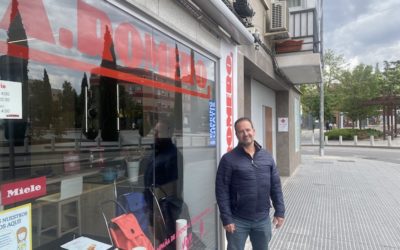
<box><xmin>267</xmin><ymin>155</ymin><xmax>400</xmax><ymax>250</ymax></box>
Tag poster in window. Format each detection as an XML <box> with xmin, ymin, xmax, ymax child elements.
<box><xmin>0</xmin><ymin>203</ymin><xmax>32</xmax><ymax>250</ymax></box>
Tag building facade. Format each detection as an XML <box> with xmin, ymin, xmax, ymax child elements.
<box><xmin>0</xmin><ymin>0</ymin><xmax>321</xmax><ymax>249</ymax></box>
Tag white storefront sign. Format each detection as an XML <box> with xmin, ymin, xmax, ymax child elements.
<box><xmin>0</xmin><ymin>80</ymin><xmax>22</xmax><ymax>119</ymax></box>
<box><xmin>219</xmin><ymin>40</ymin><xmax>237</xmax><ymax>154</ymax></box>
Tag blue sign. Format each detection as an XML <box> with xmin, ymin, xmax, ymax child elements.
<box><xmin>209</xmin><ymin>101</ymin><xmax>216</xmax><ymax>146</ymax></box>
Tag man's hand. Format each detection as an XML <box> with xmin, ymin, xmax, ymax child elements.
<box><xmin>273</xmin><ymin>217</ymin><xmax>284</xmax><ymax>229</ymax></box>
<box><xmin>224</xmin><ymin>223</ymin><xmax>236</xmax><ymax>233</ymax></box>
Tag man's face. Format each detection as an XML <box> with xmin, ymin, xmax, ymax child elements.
<box><xmin>235</xmin><ymin>120</ymin><xmax>255</xmax><ymax>147</ymax></box>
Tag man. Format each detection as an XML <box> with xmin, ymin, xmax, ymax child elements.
<box><xmin>216</xmin><ymin>117</ymin><xmax>285</xmax><ymax>250</ymax></box>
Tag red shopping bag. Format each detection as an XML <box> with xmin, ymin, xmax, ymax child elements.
<box><xmin>101</xmin><ymin>200</ymin><xmax>153</xmax><ymax>250</ymax></box>
<box><xmin>109</xmin><ymin>213</ymin><xmax>153</xmax><ymax>250</ymax></box>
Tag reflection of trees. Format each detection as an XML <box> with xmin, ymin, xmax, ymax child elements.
<box><xmin>52</xmin><ymin>81</ymin><xmax>77</xmax><ymax>136</ymax></box>
<box><xmin>118</xmin><ymin>85</ymin><xmax>143</xmax><ymax>130</ymax></box>
<box><xmin>80</xmin><ymin>73</ymin><xmax>99</xmax><ymax>140</ymax></box>
<box><xmin>76</xmin><ymin>73</ymin><xmax>87</xmax><ymax>129</ymax></box>
<box><xmin>28</xmin><ymin>69</ymin><xmax>52</xmax><ymax>138</ymax></box>
<box><xmin>98</xmin><ymin>26</ymin><xmax>118</xmax><ymax>141</ymax></box>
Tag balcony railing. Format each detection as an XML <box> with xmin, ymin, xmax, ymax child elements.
<box><xmin>276</xmin><ymin>8</ymin><xmax>320</xmax><ymax>54</ymax></box>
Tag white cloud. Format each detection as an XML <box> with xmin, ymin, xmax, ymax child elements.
<box><xmin>324</xmin><ymin>0</ymin><xmax>400</xmax><ymax>68</ymax></box>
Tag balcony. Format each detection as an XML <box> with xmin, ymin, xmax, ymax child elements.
<box><xmin>275</xmin><ymin>8</ymin><xmax>322</xmax><ymax>84</ymax></box>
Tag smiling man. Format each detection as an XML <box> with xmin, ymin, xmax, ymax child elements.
<box><xmin>216</xmin><ymin>117</ymin><xmax>285</xmax><ymax>250</ymax></box>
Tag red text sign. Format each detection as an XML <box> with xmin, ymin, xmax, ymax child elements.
<box><xmin>1</xmin><ymin>177</ymin><xmax>47</xmax><ymax>205</ymax></box>
<box><xmin>226</xmin><ymin>53</ymin><xmax>234</xmax><ymax>151</ymax></box>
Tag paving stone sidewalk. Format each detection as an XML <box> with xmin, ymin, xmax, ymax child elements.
<box><xmin>265</xmin><ymin>155</ymin><xmax>400</xmax><ymax>250</ymax></box>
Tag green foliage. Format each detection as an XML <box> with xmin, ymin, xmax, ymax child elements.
<box><xmin>336</xmin><ymin>64</ymin><xmax>380</xmax><ymax>127</ymax></box>
<box><xmin>301</xmin><ymin>50</ymin><xmax>400</xmax><ymax>128</ymax></box>
<box><xmin>325</xmin><ymin>128</ymin><xmax>383</xmax><ymax>140</ymax></box>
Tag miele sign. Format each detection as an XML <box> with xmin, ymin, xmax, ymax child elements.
<box><xmin>1</xmin><ymin>177</ymin><xmax>46</xmax><ymax>205</ymax></box>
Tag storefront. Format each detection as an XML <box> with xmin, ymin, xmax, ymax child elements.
<box><xmin>0</xmin><ymin>0</ymin><xmax>219</xmax><ymax>249</ymax></box>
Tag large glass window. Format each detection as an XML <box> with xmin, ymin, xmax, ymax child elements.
<box><xmin>0</xmin><ymin>0</ymin><xmax>217</xmax><ymax>249</ymax></box>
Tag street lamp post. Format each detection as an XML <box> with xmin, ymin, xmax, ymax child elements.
<box><xmin>319</xmin><ymin>0</ymin><xmax>324</xmax><ymax>156</ymax></box>
<box><xmin>319</xmin><ymin>79</ymin><xmax>324</xmax><ymax>156</ymax></box>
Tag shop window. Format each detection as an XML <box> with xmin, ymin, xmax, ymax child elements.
<box><xmin>0</xmin><ymin>0</ymin><xmax>218</xmax><ymax>249</ymax></box>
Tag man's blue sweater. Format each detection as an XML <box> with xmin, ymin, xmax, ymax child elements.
<box><xmin>216</xmin><ymin>142</ymin><xmax>285</xmax><ymax>226</ymax></box>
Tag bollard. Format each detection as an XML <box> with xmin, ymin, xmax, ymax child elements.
<box><xmin>339</xmin><ymin>135</ymin><xmax>343</xmax><ymax>145</ymax></box>
<box><xmin>75</xmin><ymin>138</ymin><xmax>79</xmax><ymax>151</ymax></box>
<box><xmin>388</xmin><ymin>136</ymin><xmax>392</xmax><ymax>147</ymax></box>
<box><xmin>96</xmin><ymin>135</ymin><xmax>101</xmax><ymax>147</ymax></box>
<box><xmin>325</xmin><ymin>136</ymin><xmax>329</xmax><ymax>145</ymax></box>
<box><xmin>51</xmin><ymin>135</ymin><xmax>56</xmax><ymax>151</ymax></box>
<box><xmin>370</xmin><ymin>135</ymin><xmax>374</xmax><ymax>146</ymax></box>
<box><xmin>24</xmin><ymin>137</ymin><xmax>29</xmax><ymax>153</ymax></box>
<box><xmin>354</xmin><ymin>135</ymin><xmax>358</xmax><ymax>145</ymax></box>
<box><xmin>118</xmin><ymin>133</ymin><xmax>122</xmax><ymax>148</ymax></box>
<box><xmin>311</xmin><ymin>133</ymin><xmax>315</xmax><ymax>145</ymax></box>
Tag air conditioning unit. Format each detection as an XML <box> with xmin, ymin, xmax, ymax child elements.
<box><xmin>270</xmin><ymin>1</ymin><xmax>288</xmax><ymax>31</ymax></box>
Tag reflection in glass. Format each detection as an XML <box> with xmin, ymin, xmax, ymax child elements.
<box><xmin>0</xmin><ymin>0</ymin><xmax>218</xmax><ymax>249</ymax></box>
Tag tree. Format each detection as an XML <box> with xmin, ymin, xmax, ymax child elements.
<box><xmin>337</xmin><ymin>64</ymin><xmax>378</xmax><ymax>128</ymax></box>
<box><xmin>61</xmin><ymin>81</ymin><xmax>78</xmax><ymax>129</ymax></box>
<box><xmin>300</xmin><ymin>50</ymin><xmax>345</xmax><ymax>124</ymax></box>
<box><xmin>76</xmin><ymin>73</ymin><xmax>88</xmax><ymax>129</ymax></box>
<box><xmin>42</xmin><ymin>69</ymin><xmax>53</xmax><ymax>127</ymax></box>
<box><xmin>98</xmin><ymin>26</ymin><xmax>118</xmax><ymax>141</ymax></box>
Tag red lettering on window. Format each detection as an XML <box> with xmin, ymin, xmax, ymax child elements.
<box><xmin>77</xmin><ymin>0</ymin><xmax>112</xmax><ymax>59</ymax></box>
<box><xmin>168</xmin><ymin>46</ymin><xmax>178</xmax><ymax>80</ymax></box>
<box><xmin>196</xmin><ymin>60</ymin><xmax>208</xmax><ymax>89</ymax></box>
<box><xmin>114</xmin><ymin>23</ymin><xmax>143</xmax><ymax>68</ymax></box>
<box><xmin>0</xmin><ymin>1</ymin><xmax>211</xmax><ymax>98</ymax></box>
<box><xmin>179</xmin><ymin>51</ymin><xmax>192</xmax><ymax>85</ymax></box>
<box><xmin>59</xmin><ymin>28</ymin><xmax>73</xmax><ymax>49</ymax></box>
<box><xmin>0</xmin><ymin>0</ymin><xmax>55</xmax><ymax>44</ymax></box>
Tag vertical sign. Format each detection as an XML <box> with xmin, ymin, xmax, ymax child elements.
<box><xmin>209</xmin><ymin>101</ymin><xmax>216</xmax><ymax>146</ymax></box>
<box><xmin>0</xmin><ymin>204</ymin><xmax>32</xmax><ymax>250</ymax></box>
<box><xmin>0</xmin><ymin>80</ymin><xmax>22</xmax><ymax>119</ymax></box>
<box><xmin>219</xmin><ymin>41</ymin><xmax>237</xmax><ymax>155</ymax></box>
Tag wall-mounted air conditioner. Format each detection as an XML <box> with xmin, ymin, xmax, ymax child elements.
<box><xmin>270</xmin><ymin>1</ymin><xmax>288</xmax><ymax>31</ymax></box>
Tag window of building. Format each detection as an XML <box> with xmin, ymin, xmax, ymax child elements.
<box><xmin>0</xmin><ymin>0</ymin><xmax>217</xmax><ymax>249</ymax></box>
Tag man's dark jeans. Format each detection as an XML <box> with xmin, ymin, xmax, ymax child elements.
<box><xmin>226</xmin><ymin>215</ymin><xmax>272</xmax><ymax>250</ymax></box>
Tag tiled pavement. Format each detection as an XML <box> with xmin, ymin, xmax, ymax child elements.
<box><xmin>263</xmin><ymin>155</ymin><xmax>400</xmax><ymax>250</ymax></box>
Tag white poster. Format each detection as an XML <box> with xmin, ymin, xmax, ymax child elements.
<box><xmin>0</xmin><ymin>80</ymin><xmax>22</xmax><ymax>119</ymax></box>
<box><xmin>278</xmin><ymin>117</ymin><xmax>289</xmax><ymax>132</ymax></box>
<box><xmin>0</xmin><ymin>203</ymin><xmax>32</xmax><ymax>250</ymax></box>
<box><xmin>219</xmin><ymin>40</ymin><xmax>237</xmax><ymax>155</ymax></box>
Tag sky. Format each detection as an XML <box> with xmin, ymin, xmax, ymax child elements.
<box><xmin>324</xmin><ymin>0</ymin><xmax>400</xmax><ymax>69</ymax></box>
